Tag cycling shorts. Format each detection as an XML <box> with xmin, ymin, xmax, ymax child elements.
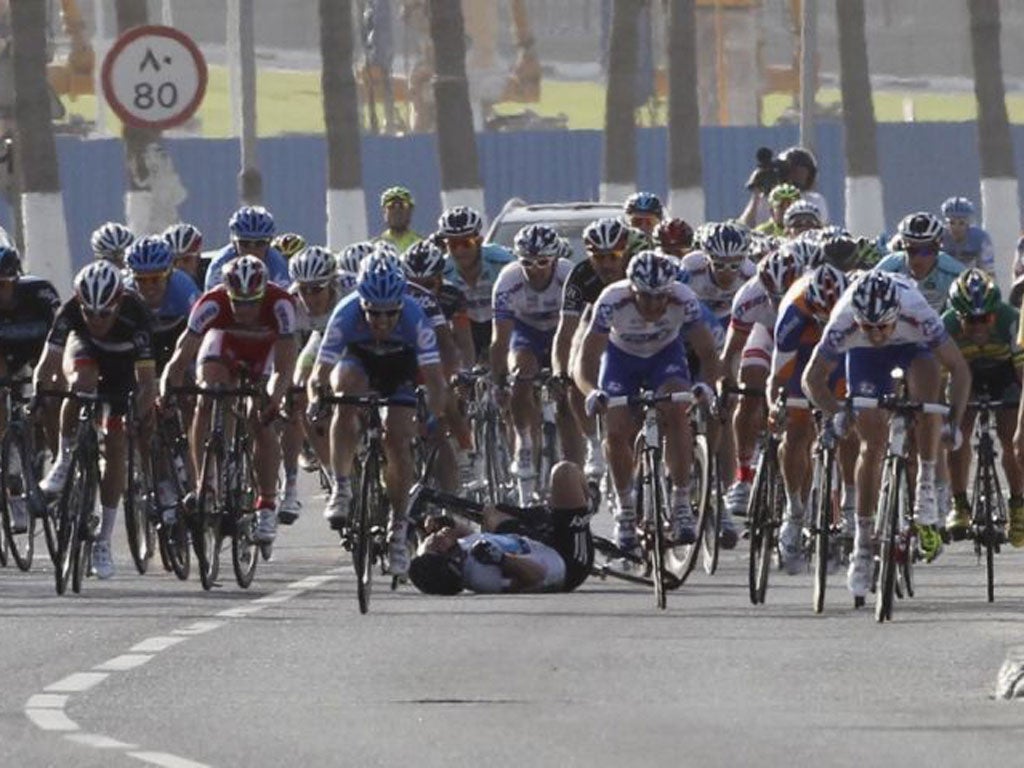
<box><xmin>198</xmin><ymin>329</ymin><xmax>273</xmax><ymax>379</ymax></box>
<box><xmin>295</xmin><ymin>331</ymin><xmax>322</xmax><ymax>382</ymax></box>
<box><xmin>740</xmin><ymin>323</ymin><xmax>773</xmax><ymax>372</ymax></box>
<box><xmin>491</xmin><ymin>504</ymin><xmax>593</xmax><ymax>592</ymax></box>
<box><xmin>969</xmin><ymin>360</ymin><xmax>1020</xmax><ymax>401</ymax></box>
<box><xmin>470</xmin><ymin>320</ymin><xmax>491</xmax><ymax>362</ymax></box>
<box><xmin>846</xmin><ymin>343</ymin><xmax>931</xmax><ymax>399</ymax></box>
<box><xmin>65</xmin><ymin>332</ymin><xmax>138</xmax><ymax>417</ymax></box>
<box><xmin>510</xmin><ymin>320</ymin><xmax>554</xmax><ymax>365</ymax></box>
<box><xmin>598</xmin><ymin>339</ymin><xmax>691</xmax><ymax>397</ymax></box>
<box><xmin>339</xmin><ymin>345</ymin><xmax>418</xmax><ymax>401</ymax></box>
<box><xmin>774</xmin><ymin>347</ymin><xmax>845</xmax><ymax>399</ymax></box>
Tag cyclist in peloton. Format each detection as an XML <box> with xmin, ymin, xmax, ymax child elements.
<box><xmin>769</xmin><ymin>264</ymin><xmax>853</xmax><ymax>573</ymax></box>
<box><xmin>876</xmin><ymin>212</ymin><xmax>965</xmax><ymax>313</ymax></box>
<box><xmin>0</xmin><ymin>245</ymin><xmax>61</xmax><ymax>533</ymax></box>
<box><xmin>401</xmin><ymin>239</ymin><xmax>477</xmax><ymax>491</ymax></box>
<box><xmin>622</xmin><ymin>191</ymin><xmax>664</xmax><ymax>237</ymax></box>
<box><xmin>162</xmin><ymin>223</ymin><xmax>205</xmax><ymax>289</ymax></box>
<box><xmin>939</xmin><ymin>196</ymin><xmax>995</xmax><ymax>274</ymax></box>
<box><xmin>654</xmin><ymin>217</ymin><xmax>694</xmax><ymax>260</ymax></box>
<box><xmin>271</xmin><ymin>233</ymin><xmax>307</xmax><ymax>262</ymax></box>
<box><xmin>941</xmin><ymin>269</ymin><xmax>1024</xmax><ymax>544</ymax></box>
<box><xmin>337</xmin><ymin>241</ymin><xmax>376</xmax><ymax>284</ymax></box>
<box><xmin>91</xmin><ymin>222</ymin><xmax>135</xmax><ymax>269</ymax></box>
<box><xmin>576</xmin><ymin>251</ymin><xmax>721</xmax><ymax>554</ymax></box>
<box><xmin>35</xmin><ymin>261</ymin><xmax>158</xmax><ymax>579</ymax></box>
<box><xmin>490</xmin><ymin>224</ymin><xmax>575</xmax><ymax>504</ymax></box>
<box><xmin>780</xmin><ymin>199</ymin><xmax>822</xmax><ymax>239</ymax></box>
<box><xmin>802</xmin><ymin>271</ymin><xmax>971</xmax><ymax>602</ymax></box>
<box><xmin>205</xmin><ymin>205</ymin><xmax>290</xmax><ymax>291</ymax></box>
<box><xmin>282</xmin><ymin>245</ymin><xmax>355</xmax><ymax>523</ymax></box>
<box><xmin>718</xmin><ymin>247</ymin><xmax>805</xmax><ymax>551</ymax></box>
<box><xmin>161</xmin><ymin>256</ymin><xmax>298</xmax><ymax>547</ymax></box>
<box><xmin>553</xmin><ymin>218</ymin><xmax>643</xmax><ymax>478</ymax></box>
<box><xmin>376</xmin><ymin>186</ymin><xmax>423</xmax><ymax>253</ymax></box>
<box><xmin>407</xmin><ymin>461</ymin><xmax>593</xmax><ymax>595</ymax></box>
<box><xmin>755</xmin><ymin>183</ymin><xmax>801</xmax><ymax>237</ymax></box>
<box><xmin>308</xmin><ymin>251</ymin><xmax>447</xmax><ymax>576</ymax></box>
<box><xmin>680</xmin><ymin>222</ymin><xmax>756</xmax><ymax>518</ymax></box>
<box><xmin>438</xmin><ymin>206</ymin><xmax>513</xmax><ymax>362</ymax></box>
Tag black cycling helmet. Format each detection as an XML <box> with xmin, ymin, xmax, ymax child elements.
<box><xmin>407</xmin><ymin>552</ymin><xmax>465</xmax><ymax>595</ymax></box>
<box><xmin>0</xmin><ymin>243</ymin><xmax>21</xmax><ymax>277</ymax></box>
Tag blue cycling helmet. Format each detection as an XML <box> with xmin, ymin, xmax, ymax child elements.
<box><xmin>624</xmin><ymin>191</ymin><xmax>664</xmax><ymax>218</ymax></box>
<box><xmin>702</xmin><ymin>222</ymin><xmax>750</xmax><ymax>261</ymax></box>
<box><xmin>357</xmin><ymin>250</ymin><xmax>407</xmax><ymax>307</ymax></box>
<box><xmin>126</xmin><ymin>235</ymin><xmax>173</xmax><ymax>273</ymax></box>
<box><xmin>513</xmin><ymin>224</ymin><xmax>561</xmax><ymax>261</ymax></box>
<box><xmin>941</xmin><ymin>196</ymin><xmax>975</xmax><ymax>220</ymax></box>
<box><xmin>229</xmin><ymin>205</ymin><xmax>276</xmax><ymax>240</ymax></box>
<box><xmin>626</xmin><ymin>250</ymin><xmax>676</xmax><ymax>294</ymax></box>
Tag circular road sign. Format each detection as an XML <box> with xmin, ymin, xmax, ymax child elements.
<box><xmin>101</xmin><ymin>25</ymin><xmax>208</xmax><ymax>131</ymax></box>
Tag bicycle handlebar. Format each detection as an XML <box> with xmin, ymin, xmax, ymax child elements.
<box><xmin>167</xmin><ymin>384</ymin><xmax>266</xmax><ymax>399</ymax></box>
<box><xmin>318</xmin><ymin>393</ymin><xmax>417</xmax><ymax>409</ymax></box>
<box><xmin>606</xmin><ymin>391</ymin><xmax>695</xmax><ymax>409</ymax></box>
<box><xmin>850</xmin><ymin>396</ymin><xmax>949</xmax><ymax>416</ymax></box>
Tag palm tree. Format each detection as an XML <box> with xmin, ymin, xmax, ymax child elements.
<box><xmin>321</xmin><ymin>0</ymin><xmax>367</xmax><ymax>246</ymax></box>
<box><xmin>836</xmin><ymin>0</ymin><xmax>884</xmax><ymax>237</ymax></box>
<box><xmin>601</xmin><ymin>0</ymin><xmax>640</xmax><ymax>202</ymax></box>
<box><xmin>969</xmin><ymin>0</ymin><xmax>1018</xmax><ymax>290</ymax></box>
<box><xmin>427</xmin><ymin>0</ymin><xmax>483</xmax><ymax>213</ymax></box>
<box><xmin>10</xmin><ymin>0</ymin><xmax>71</xmax><ymax>289</ymax></box>
<box><xmin>115</xmin><ymin>0</ymin><xmax>162</xmax><ymax>233</ymax></box>
<box><xmin>666</xmin><ymin>0</ymin><xmax>702</xmax><ymax>221</ymax></box>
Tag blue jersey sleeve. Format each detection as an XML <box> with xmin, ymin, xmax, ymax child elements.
<box><xmin>161</xmin><ymin>269</ymin><xmax>200</xmax><ymax>318</ymax></box>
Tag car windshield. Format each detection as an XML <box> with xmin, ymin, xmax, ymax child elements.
<box><xmin>491</xmin><ymin>221</ymin><xmax>590</xmax><ymax>262</ymax></box>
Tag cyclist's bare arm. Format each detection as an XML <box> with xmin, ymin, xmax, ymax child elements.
<box><xmin>719</xmin><ymin>323</ymin><xmax>750</xmax><ymax>381</ymax></box>
<box><xmin>161</xmin><ymin>330</ymin><xmax>202</xmax><ymax>393</ymax></box>
<box><xmin>686</xmin><ymin>322</ymin><xmax>722</xmax><ymax>385</ymax></box>
<box><xmin>32</xmin><ymin>344</ymin><xmax>62</xmax><ymax>390</ymax></box>
<box><xmin>269</xmin><ymin>336</ymin><xmax>298</xmax><ymax>406</ymax></box>
<box><xmin>552</xmin><ymin>313</ymin><xmax>580</xmax><ymax>377</ymax></box>
<box><xmin>421</xmin><ymin>361</ymin><xmax>448</xmax><ymax>420</ymax></box>
<box><xmin>934</xmin><ymin>337</ymin><xmax>970</xmax><ymax>426</ymax></box>
<box><xmin>488</xmin><ymin>317</ymin><xmax>514</xmax><ymax>382</ymax></box>
<box><xmin>502</xmin><ymin>554</ymin><xmax>547</xmax><ymax>592</ymax></box>
<box><xmin>802</xmin><ymin>348</ymin><xmax>841</xmax><ymax>416</ymax></box>
<box><xmin>573</xmin><ymin>329</ymin><xmax>607</xmax><ymax>396</ymax></box>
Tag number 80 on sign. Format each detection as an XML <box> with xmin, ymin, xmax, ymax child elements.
<box><xmin>101</xmin><ymin>25</ymin><xmax>208</xmax><ymax>131</ymax></box>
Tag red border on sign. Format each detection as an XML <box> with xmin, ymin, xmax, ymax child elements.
<box><xmin>101</xmin><ymin>24</ymin><xmax>208</xmax><ymax>131</ymax></box>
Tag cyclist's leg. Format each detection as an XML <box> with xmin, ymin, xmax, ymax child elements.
<box><xmin>652</xmin><ymin>341</ymin><xmax>695</xmax><ymax>542</ymax></box>
<box><xmin>907</xmin><ymin>349</ymin><xmax>943</xmax><ymax>533</ymax></box>
<box><xmin>547</xmin><ymin>461</ymin><xmax>593</xmax><ymax>591</ymax></box>
<box><xmin>192</xmin><ymin>333</ymin><xmax>233</xmax><ymax>494</ymax></box>
<box><xmin>508</xmin><ymin>327</ymin><xmax>542</xmax><ymax>483</ymax></box>
<box><xmin>948</xmin><ymin>408</ymin><xmax>977</xmax><ymax>531</ymax></box>
<box><xmin>568</xmin><ymin>315</ymin><xmax>602</xmax><ymax>475</ymax></box>
<box><xmin>778</xmin><ymin>406</ymin><xmax>815</xmax><ymax>573</ymax></box>
<box><xmin>39</xmin><ymin>336</ymin><xmax>93</xmax><ymax>495</ymax></box>
<box><xmin>597</xmin><ymin>343</ymin><xmax>641</xmax><ymax>550</ymax></box>
<box><xmin>326</xmin><ymin>359</ymin><xmax>370</xmax><ymax>522</ymax></box>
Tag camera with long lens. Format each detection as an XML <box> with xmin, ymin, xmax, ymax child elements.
<box><xmin>745</xmin><ymin>146</ymin><xmax>790</xmax><ymax>195</ymax></box>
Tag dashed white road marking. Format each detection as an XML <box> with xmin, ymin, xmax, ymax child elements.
<box><xmin>25</xmin><ymin>567</ymin><xmax>343</xmax><ymax>768</ymax></box>
<box><xmin>94</xmin><ymin>654</ymin><xmax>154</xmax><ymax>672</ymax></box>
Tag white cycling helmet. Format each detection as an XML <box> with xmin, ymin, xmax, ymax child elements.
<box><xmin>337</xmin><ymin>241</ymin><xmax>376</xmax><ymax>275</ymax></box>
<box><xmin>782</xmin><ymin>200</ymin><xmax>822</xmax><ymax>229</ymax></box>
<box><xmin>898</xmin><ymin>211</ymin><xmax>944</xmax><ymax>244</ymax></box>
<box><xmin>583</xmin><ymin>217</ymin><xmax>628</xmax><ymax>252</ymax></box>
<box><xmin>289</xmin><ymin>246</ymin><xmax>337</xmax><ymax>284</ymax></box>
<box><xmin>74</xmin><ymin>260</ymin><xmax>123</xmax><ymax>313</ymax></box>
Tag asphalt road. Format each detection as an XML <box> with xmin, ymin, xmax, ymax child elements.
<box><xmin>4</xmin><ymin>473</ymin><xmax>1024</xmax><ymax>768</ymax></box>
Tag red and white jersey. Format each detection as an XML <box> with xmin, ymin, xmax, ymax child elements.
<box><xmin>187</xmin><ymin>284</ymin><xmax>296</xmax><ymax>361</ymax></box>
<box><xmin>729</xmin><ymin>275</ymin><xmax>777</xmax><ymax>337</ymax></box>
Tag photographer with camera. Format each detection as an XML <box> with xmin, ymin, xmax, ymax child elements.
<box><xmin>739</xmin><ymin>146</ymin><xmax>830</xmax><ymax>231</ymax></box>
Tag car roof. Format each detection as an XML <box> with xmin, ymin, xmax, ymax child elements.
<box><xmin>492</xmin><ymin>201</ymin><xmax>623</xmax><ymax>225</ymax></box>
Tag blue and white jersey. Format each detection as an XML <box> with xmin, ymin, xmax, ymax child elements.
<box><xmin>316</xmin><ymin>292</ymin><xmax>440</xmax><ymax>368</ymax></box>
<box><xmin>204</xmin><ymin>244</ymin><xmax>290</xmax><ymax>291</ymax></box>
<box><xmin>125</xmin><ymin>268</ymin><xmax>199</xmax><ymax>337</ymax></box>
<box><xmin>874</xmin><ymin>250</ymin><xmax>964</xmax><ymax>314</ymax></box>
<box><xmin>492</xmin><ymin>258</ymin><xmax>573</xmax><ymax>333</ymax></box>
<box><xmin>589</xmin><ymin>279</ymin><xmax>703</xmax><ymax>358</ymax></box>
<box><xmin>442</xmin><ymin>243</ymin><xmax>513</xmax><ymax>324</ymax></box>
<box><xmin>817</xmin><ymin>273</ymin><xmax>948</xmax><ymax>360</ymax></box>
<box><xmin>941</xmin><ymin>226</ymin><xmax>995</xmax><ymax>273</ymax></box>
<box><xmin>678</xmin><ymin>251</ymin><xmax>756</xmax><ymax>327</ymax></box>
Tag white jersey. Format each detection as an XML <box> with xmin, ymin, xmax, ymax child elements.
<box><xmin>458</xmin><ymin>532</ymin><xmax>565</xmax><ymax>593</ymax></box>
<box><xmin>729</xmin><ymin>275</ymin><xmax>777</xmax><ymax>336</ymax></box>
<box><xmin>492</xmin><ymin>258</ymin><xmax>573</xmax><ymax>332</ymax></box>
<box><xmin>590</xmin><ymin>279</ymin><xmax>703</xmax><ymax>358</ymax></box>
<box><xmin>818</xmin><ymin>273</ymin><xmax>948</xmax><ymax>358</ymax></box>
<box><xmin>290</xmin><ymin>272</ymin><xmax>356</xmax><ymax>334</ymax></box>
<box><xmin>679</xmin><ymin>251</ymin><xmax>756</xmax><ymax>324</ymax></box>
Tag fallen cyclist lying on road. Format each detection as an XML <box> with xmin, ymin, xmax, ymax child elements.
<box><xmin>407</xmin><ymin>461</ymin><xmax>594</xmax><ymax>595</ymax></box>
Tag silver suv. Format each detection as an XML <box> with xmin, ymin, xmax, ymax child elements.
<box><xmin>485</xmin><ymin>199</ymin><xmax>623</xmax><ymax>261</ymax></box>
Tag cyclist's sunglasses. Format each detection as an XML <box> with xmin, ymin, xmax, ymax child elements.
<box><xmin>519</xmin><ymin>256</ymin><xmax>552</xmax><ymax>269</ymax></box>
<box><xmin>588</xmin><ymin>248</ymin><xmax>626</xmax><ymax>261</ymax></box>
<box><xmin>906</xmin><ymin>243</ymin><xmax>938</xmax><ymax>257</ymax></box>
<box><xmin>363</xmin><ymin>306</ymin><xmax>401</xmax><ymax>319</ymax></box>
<box><xmin>444</xmin><ymin>235</ymin><xmax>479</xmax><ymax>248</ymax></box>
<box><xmin>965</xmin><ymin>313</ymin><xmax>994</xmax><ymax>325</ymax></box>
<box><xmin>133</xmin><ymin>270</ymin><xmax>169</xmax><ymax>286</ymax></box>
<box><xmin>228</xmin><ymin>293</ymin><xmax>264</xmax><ymax>306</ymax></box>
<box><xmin>236</xmin><ymin>238</ymin><xmax>270</xmax><ymax>249</ymax></box>
<box><xmin>298</xmin><ymin>281</ymin><xmax>331</xmax><ymax>294</ymax></box>
<box><xmin>628</xmin><ymin>214</ymin><xmax>659</xmax><ymax>228</ymax></box>
<box><xmin>856</xmin><ymin>319</ymin><xmax>895</xmax><ymax>332</ymax></box>
<box><xmin>712</xmin><ymin>260</ymin><xmax>744</xmax><ymax>272</ymax></box>
<box><xmin>81</xmin><ymin>305</ymin><xmax>117</xmax><ymax>319</ymax></box>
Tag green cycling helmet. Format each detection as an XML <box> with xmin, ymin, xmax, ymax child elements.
<box><xmin>949</xmin><ymin>268</ymin><xmax>1000</xmax><ymax>318</ymax></box>
<box><xmin>768</xmin><ymin>183</ymin><xmax>801</xmax><ymax>205</ymax></box>
<box><xmin>381</xmin><ymin>185</ymin><xmax>414</xmax><ymax>207</ymax></box>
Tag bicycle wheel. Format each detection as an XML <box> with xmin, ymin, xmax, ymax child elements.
<box><xmin>1</xmin><ymin>428</ymin><xmax>35</xmax><ymax>571</ymax></box>
<box><xmin>54</xmin><ymin>452</ymin><xmax>84</xmax><ymax>595</ymax></box>
<box><xmin>231</xmin><ymin>442</ymin><xmax>259</xmax><ymax>589</ymax></box>
<box><xmin>700</xmin><ymin>450</ymin><xmax>722</xmax><ymax>576</ymax></box>
<box><xmin>354</xmin><ymin>450</ymin><xmax>382</xmax><ymax>614</ymax></box>
<box><xmin>755</xmin><ymin>450</ymin><xmax>782</xmax><ymax>605</ymax></box>
<box><xmin>643</xmin><ymin>450</ymin><xmax>668</xmax><ymax>610</ymax></box>
<box><xmin>124</xmin><ymin>432</ymin><xmax>155</xmax><ymax>575</ymax></box>
<box><xmin>483</xmin><ymin>414</ymin><xmax>513</xmax><ymax>505</ymax></box>
<box><xmin>875</xmin><ymin>461</ymin><xmax>902</xmax><ymax>623</ymax></box>
<box><xmin>70</xmin><ymin>454</ymin><xmax>98</xmax><ymax>595</ymax></box>
<box><xmin>812</xmin><ymin>447</ymin><xmax>834</xmax><ymax>614</ymax></box>
<box><xmin>978</xmin><ymin>452</ymin><xmax>998</xmax><ymax>603</ymax></box>
<box><xmin>158</xmin><ymin>515</ymin><xmax>191</xmax><ymax>580</ymax></box>
<box><xmin>749</xmin><ymin>443</ymin><xmax>778</xmax><ymax>605</ymax></box>
<box><xmin>194</xmin><ymin>442</ymin><xmax>224</xmax><ymax>591</ymax></box>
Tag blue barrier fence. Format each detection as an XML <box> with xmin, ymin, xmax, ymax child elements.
<box><xmin>6</xmin><ymin>122</ymin><xmax>1023</xmax><ymax>271</ymax></box>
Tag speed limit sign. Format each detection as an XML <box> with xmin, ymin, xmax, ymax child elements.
<box><xmin>101</xmin><ymin>25</ymin><xmax>208</xmax><ymax>130</ymax></box>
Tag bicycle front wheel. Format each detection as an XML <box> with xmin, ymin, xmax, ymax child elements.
<box><xmin>700</xmin><ymin>450</ymin><xmax>722</xmax><ymax>576</ymax></box>
<box><xmin>354</xmin><ymin>450</ymin><xmax>382</xmax><ymax>614</ymax></box>
<box><xmin>124</xmin><ymin>436</ymin><xmax>156</xmax><ymax>575</ymax></box>
<box><xmin>811</xmin><ymin>448</ymin><xmax>834</xmax><ymax>614</ymax></box>
<box><xmin>230</xmin><ymin>442</ymin><xmax>259</xmax><ymax>589</ymax></box>
<box><xmin>54</xmin><ymin>453</ymin><xmax>86</xmax><ymax>595</ymax></box>
<box><xmin>748</xmin><ymin>443</ymin><xmax>778</xmax><ymax>605</ymax></box>
<box><xmin>1</xmin><ymin>428</ymin><xmax>35</xmax><ymax>571</ymax></box>
<box><xmin>194</xmin><ymin>443</ymin><xmax>224</xmax><ymax>591</ymax></box>
<box><xmin>875</xmin><ymin>461</ymin><xmax>902</xmax><ymax>623</ymax></box>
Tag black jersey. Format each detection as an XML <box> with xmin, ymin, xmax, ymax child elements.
<box><xmin>561</xmin><ymin>260</ymin><xmax>608</xmax><ymax>316</ymax></box>
<box><xmin>48</xmin><ymin>291</ymin><xmax>155</xmax><ymax>363</ymax></box>
<box><xmin>436</xmin><ymin>281</ymin><xmax>468</xmax><ymax>322</ymax></box>
<box><xmin>0</xmin><ymin>276</ymin><xmax>60</xmax><ymax>367</ymax></box>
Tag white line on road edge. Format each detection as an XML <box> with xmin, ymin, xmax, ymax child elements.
<box><xmin>24</xmin><ymin>568</ymin><xmax>342</xmax><ymax>768</ymax></box>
